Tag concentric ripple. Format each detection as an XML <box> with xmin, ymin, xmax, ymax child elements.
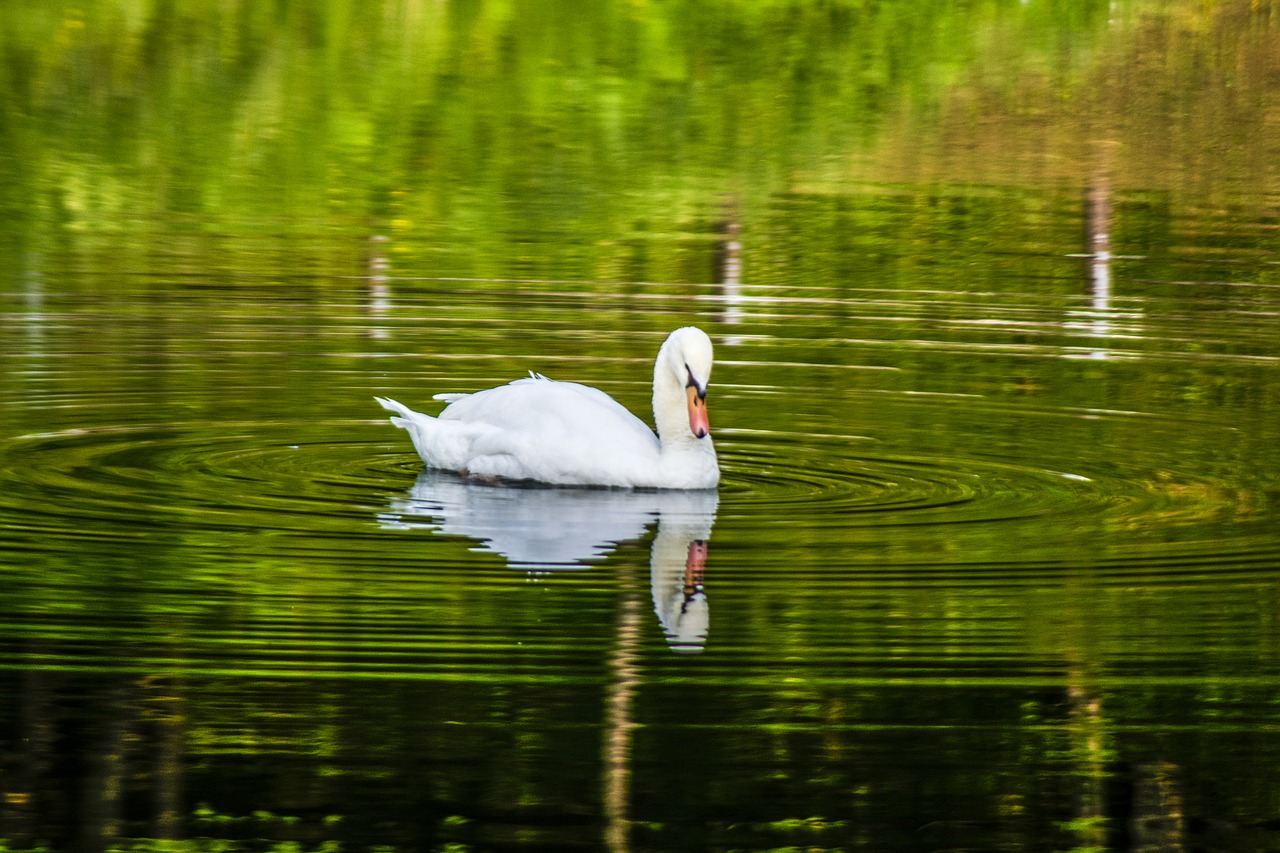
<box><xmin>722</xmin><ymin>429</ymin><xmax>1101</xmax><ymax>522</ymax></box>
<box><xmin>0</xmin><ymin>420</ymin><xmax>402</xmax><ymax>545</ymax></box>
<box><xmin>718</xmin><ymin>422</ymin><xmax>1235</xmax><ymax>529</ymax></box>
<box><xmin>709</xmin><ymin>394</ymin><xmax>1278</xmax><ymax>587</ymax></box>
<box><xmin>0</xmin><ymin>402</ymin><xmax>1267</xmax><ymax>575</ymax></box>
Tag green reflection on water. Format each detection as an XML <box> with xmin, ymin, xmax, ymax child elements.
<box><xmin>11</xmin><ymin>0</ymin><xmax>1269</xmax><ymax>275</ymax></box>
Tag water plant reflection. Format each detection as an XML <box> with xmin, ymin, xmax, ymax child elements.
<box><xmin>1064</xmin><ymin>141</ymin><xmax>1146</xmax><ymax>360</ymax></box>
<box><xmin>379</xmin><ymin>472</ymin><xmax>718</xmax><ymax>652</ymax></box>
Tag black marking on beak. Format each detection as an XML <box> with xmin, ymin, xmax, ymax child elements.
<box><xmin>684</xmin><ymin>363</ymin><xmax>707</xmax><ymax>400</ymax></box>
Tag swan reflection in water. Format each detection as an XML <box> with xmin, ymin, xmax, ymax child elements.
<box><xmin>379</xmin><ymin>471</ymin><xmax>718</xmax><ymax>653</ymax></box>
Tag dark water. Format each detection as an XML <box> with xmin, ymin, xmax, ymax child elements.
<box><xmin>3</xmin><ymin>2</ymin><xmax>1280</xmax><ymax>852</ymax></box>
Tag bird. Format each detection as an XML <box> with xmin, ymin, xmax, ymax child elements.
<box><xmin>375</xmin><ymin>326</ymin><xmax>719</xmax><ymax>489</ymax></box>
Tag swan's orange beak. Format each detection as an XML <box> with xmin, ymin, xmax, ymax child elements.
<box><xmin>686</xmin><ymin>385</ymin><xmax>710</xmax><ymax>439</ymax></box>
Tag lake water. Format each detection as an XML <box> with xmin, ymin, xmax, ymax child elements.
<box><xmin>2</xmin><ymin>2</ymin><xmax>1280</xmax><ymax>851</ymax></box>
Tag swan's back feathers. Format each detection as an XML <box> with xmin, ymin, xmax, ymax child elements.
<box><xmin>432</xmin><ymin>371</ymin><xmax>549</xmax><ymax>406</ymax></box>
<box><xmin>377</xmin><ymin>376</ymin><xmax>667</xmax><ymax>486</ymax></box>
<box><xmin>438</xmin><ymin>377</ymin><xmax>659</xmax><ymax>451</ymax></box>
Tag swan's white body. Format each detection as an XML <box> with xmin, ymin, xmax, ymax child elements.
<box><xmin>376</xmin><ymin>327</ymin><xmax>719</xmax><ymax>489</ymax></box>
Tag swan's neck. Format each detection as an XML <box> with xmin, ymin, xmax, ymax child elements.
<box><xmin>652</xmin><ymin>342</ymin><xmax>718</xmax><ymax>485</ymax></box>
<box><xmin>652</xmin><ymin>357</ymin><xmax>689</xmax><ymax>445</ymax></box>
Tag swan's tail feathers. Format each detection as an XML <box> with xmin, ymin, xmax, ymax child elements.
<box><xmin>376</xmin><ymin>394</ymin><xmax>432</xmax><ymax>427</ymax></box>
<box><xmin>376</xmin><ymin>396</ymin><xmax>451</xmax><ymax>467</ymax></box>
<box><xmin>374</xmin><ymin>396</ymin><xmax>418</xmax><ymax>429</ymax></box>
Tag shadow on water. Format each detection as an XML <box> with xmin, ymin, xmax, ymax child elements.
<box><xmin>379</xmin><ymin>471</ymin><xmax>718</xmax><ymax>654</ymax></box>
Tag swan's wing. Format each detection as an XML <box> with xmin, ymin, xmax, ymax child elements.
<box><xmin>442</xmin><ymin>377</ymin><xmax>656</xmax><ymax>444</ymax></box>
<box><xmin>436</xmin><ymin>377</ymin><xmax>661</xmax><ymax>483</ymax></box>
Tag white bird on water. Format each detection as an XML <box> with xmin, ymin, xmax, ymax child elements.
<box><xmin>375</xmin><ymin>326</ymin><xmax>720</xmax><ymax>489</ymax></box>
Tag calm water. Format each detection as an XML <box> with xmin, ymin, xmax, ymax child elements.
<box><xmin>2</xmin><ymin>2</ymin><xmax>1280</xmax><ymax>851</ymax></box>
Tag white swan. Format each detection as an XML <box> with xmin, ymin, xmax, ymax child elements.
<box><xmin>375</xmin><ymin>326</ymin><xmax>719</xmax><ymax>489</ymax></box>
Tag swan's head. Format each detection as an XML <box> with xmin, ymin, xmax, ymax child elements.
<box><xmin>661</xmin><ymin>326</ymin><xmax>714</xmax><ymax>440</ymax></box>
